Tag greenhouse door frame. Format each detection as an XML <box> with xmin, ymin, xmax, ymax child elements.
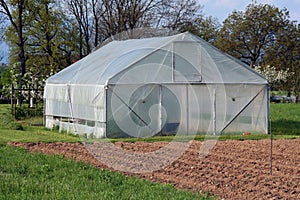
<box><xmin>105</xmin><ymin>83</ymin><xmax>188</xmax><ymax>136</ymax></box>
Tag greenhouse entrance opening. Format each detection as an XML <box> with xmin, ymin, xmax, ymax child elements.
<box><xmin>107</xmin><ymin>84</ymin><xmax>181</xmax><ymax>138</ymax></box>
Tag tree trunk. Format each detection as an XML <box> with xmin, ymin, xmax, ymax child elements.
<box><xmin>18</xmin><ymin>0</ymin><xmax>26</xmax><ymax>77</ymax></box>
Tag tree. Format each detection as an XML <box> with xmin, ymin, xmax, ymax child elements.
<box><xmin>0</xmin><ymin>15</ymin><xmax>6</xmax><ymax>63</ymax></box>
<box><xmin>178</xmin><ymin>16</ymin><xmax>221</xmax><ymax>43</ymax></box>
<box><xmin>155</xmin><ymin>0</ymin><xmax>202</xmax><ymax>31</ymax></box>
<box><xmin>97</xmin><ymin>0</ymin><xmax>158</xmax><ymax>40</ymax></box>
<box><xmin>66</xmin><ymin>0</ymin><xmax>92</xmax><ymax>58</ymax></box>
<box><xmin>264</xmin><ymin>22</ymin><xmax>300</xmax><ymax>100</ymax></box>
<box><xmin>1</xmin><ymin>0</ymin><xmax>80</xmax><ymax>105</ymax></box>
<box><xmin>25</xmin><ymin>0</ymin><xmax>74</xmax><ymax>78</ymax></box>
<box><xmin>0</xmin><ymin>0</ymin><xmax>27</xmax><ymax>76</ymax></box>
<box><xmin>91</xmin><ymin>0</ymin><xmax>102</xmax><ymax>47</ymax></box>
<box><xmin>253</xmin><ymin>65</ymin><xmax>292</xmax><ymax>89</ymax></box>
<box><xmin>215</xmin><ymin>3</ymin><xmax>290</xmax><ymax>66</ymax></box>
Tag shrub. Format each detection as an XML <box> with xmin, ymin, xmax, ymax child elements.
<box><xmin>14</xmin><ymin>106</ymin><xmax>43</xmax><ymax>120</ymax></box>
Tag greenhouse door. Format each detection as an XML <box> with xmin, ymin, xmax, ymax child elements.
<box><xmin>129</xmin><ymin>85</ymin><xmax>181</xmax><ymax>136</ymax></box>
<box><xmin>107</xmin><ymin>84</ymin><xmax>181</xmax><ymax>138</ymax></box>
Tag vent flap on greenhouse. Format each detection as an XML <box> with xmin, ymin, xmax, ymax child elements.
<box><xmin>44</xmin><ymin>32</ymin><xmax>268</xmax><ymax>138</ymax></box>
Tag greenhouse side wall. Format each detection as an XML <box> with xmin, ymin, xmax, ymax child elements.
<box><xmin>44</xmin><ymin>84</ymin><xmax>107</xmax><ymax>138</ymax></box>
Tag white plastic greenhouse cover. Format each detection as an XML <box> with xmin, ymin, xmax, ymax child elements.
<box><xmin>44</xmin><ymin>32</ymin><xmax>269</xmax><ymax>138</ymax></box>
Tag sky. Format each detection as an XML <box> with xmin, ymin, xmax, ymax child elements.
<box><xmin>0</xmin><ymin>42</ymin><xmax>9</xmax><ymax>64</ymax></box>
<box><xmin>198</xmin><ymin>0</ymin><xmax>300</xmax><ymax>23</ymax></box>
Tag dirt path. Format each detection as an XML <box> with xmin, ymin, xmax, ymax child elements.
<box><xmin>9</xmin><ymin>139</ymin><xmax>300</xmax><ymax>199</ymax></box>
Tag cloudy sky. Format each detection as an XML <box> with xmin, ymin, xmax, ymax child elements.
<box><xmin>198</xmin><ymin>0</ymin><xmax>300</xmax><ymax>23</ymax></box>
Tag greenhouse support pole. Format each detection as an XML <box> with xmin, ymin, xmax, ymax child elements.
<box><xmin>186</xmin><ymin>85</ymin><xmax>189</xmax><ymax>135</ymax></box>
<box><xmin>159</xmin><ymin>85</ymin><xmax>163</xmax><ymax>135</ymax></box>
<box><xmin>268</xmin><ymin>86</ymin><xmax>273</xmax><ymax>175</ymax></box>
<box><xmin>270</xmin><ymin>119</ymin><xmax>273</xmax><ymax>175</ymax></box>
<box><xmin>66</xmin><ymin>85</ymin><xmax>75</xmax><ymax>134</ymax></box>
<box><xmin>105</xmin><ymin>85</ymin><xmax>108</xmax><ymax>138</ymax></box>
<box><xmin>43</xmin><ymin>98</ymin><xmax>46</xmax><ymax>127</ymax></box>
<box><xmin>213</xmin><ymin>88</ymin><xmax>216</xmax><ymax>135</ymax></box>
<box><xmin>172</xmin><ymin>43</ymin><xmax>175</xmax><ymax>82</ymax></box>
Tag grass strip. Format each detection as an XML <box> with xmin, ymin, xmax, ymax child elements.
<box><xmin>0</xmin><ymin>145</ymin><xmax>212</xmax><ymax>200</ymax></box>
<box><xmin>0</xmin><ymin>128</ymin><xmax>80</xmax><ymax>145</ymax></box>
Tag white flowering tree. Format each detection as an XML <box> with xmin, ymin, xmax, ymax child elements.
<box><xmin>3</xmin><ymin>62</ymin><xmax>54</xmax><ymax>107</ymax></box>
<box><xmin>254</xmin><ymin>65</ymin><xmax>292</xmax><ymax>89</ymax></box>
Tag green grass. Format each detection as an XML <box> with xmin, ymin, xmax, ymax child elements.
<box><xmin>0</xmin><ymin>104</ymin><xmax>24</xmax><ymax>130</ymax></box>
<box><xmin>0</xmin><ymin>145</ymin><xmax>211</xmax><ymax>200</ymax></box>
<box><xmin>99</xmin><ymin>133</ymin><xmax>299</xmax><ymax>143</ymax></box>
<box><xmin>0</xmin><ymin>104</ymin><xmax>80</xmax><ymax>144</ymax></box>
<box><xmin>0</xmin><ymin>128</ymin><xmax>80</xmax><ymax>145</ymax></box>
<box><xmin>0</xmin><ymin>103</ymin><xmax>299</xmax><ymax>199</ymax></box>
<box><xmin>0</xmin><ymin>103</ymin><xmax>299</xmax><ymax>145</ymax></box>
<box><xmin>270</xmin><ymin>103</ymin><xmax>300</xmax><ymax>134</ymax></box>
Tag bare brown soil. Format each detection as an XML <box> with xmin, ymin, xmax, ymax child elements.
<box><xmin>9</xmin><ymin>139</ymin><xmax>300</xmax><ymax>200</ymax></box>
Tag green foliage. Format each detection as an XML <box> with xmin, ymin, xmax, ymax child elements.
<box><xmin>264</xmin><ymin>23</ymin><xmax>300</xmax><ymax>96</ymax></box>
<box><xmin>215</xmin><ymin>2</ymin><xmax>298</xmax><ymax>93</ymax></box>
<box><xmin>2</xmin><ymin>0</ymin><xmax>79</xmax><ymax>97</ymax></box>
<box><xmin>215</xmin><ymin>3</ymin><xmax>290</xmax><ymax>66</ymax></box>
<box><xmin>0</xmin><ymin>145</ymin><xmax>211</xmax><ymax>200</ymax></box>
<box><xmin>0</xmin><ymin>104</ymin><xmax>77</xmax><ymax>144</ymax></box>
<box><xmin>14</xmin><ymin>106</ymin><xmax>43</xmax><ymax>120</ymax></box>
<box><xmin>25</xmin><ymin>0</ymin><xmax>76</xmax><ymax>73</ymax></box>
<box><xmin>0</xmin><ymin>65</ymin><xmax>12</xmax><ymax>98</ymax></box>
<box><xmin>179</xmin><ymin>16</ymin><xmax>221</xmax><ymax>43</ymax></box>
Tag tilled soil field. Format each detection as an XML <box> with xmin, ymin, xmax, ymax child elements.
<box><xmin>9</xmin><ymin>138</ymin><xmax>300</xmax><ymax>199</ymax></box>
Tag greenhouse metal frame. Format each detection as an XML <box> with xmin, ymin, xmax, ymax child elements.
<box><xmin>44</xmin><ymin>32</ymin><xmax>269</xmax><ymax>138</ymax></box>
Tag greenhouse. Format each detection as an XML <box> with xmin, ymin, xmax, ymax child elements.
<box><xmin>44</xmin><ymin>32</ymin><xmax>269</xmax><ymax>138</ymax></box>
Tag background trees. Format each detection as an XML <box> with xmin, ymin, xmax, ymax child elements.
<box><xmin>0</xmin><ymin>0</ymin><xmax>209</xmax><ymax>81</ymax></box>
<box><xmin>215</xmin><ymin>3</ymin><xmax>290</xmax><ymax>66</ymax></box>
<box><xmin>264</xmin><ymin>23</ymin><xmax>300</xmax><ymax>99</ymax></box>
<box><xmin>0</xmin><ymin>1</ymin><xmax>299</xmax><ymax>100</ymax></box>
<box><xmin>179</xmin><ymin>16</ymin><xmax>221</xmax><ymax>43</ymax></box>
<box><xmin>66</xmin><ymin>0</ymin><xmax>92</xmax><ymax>58</ymax></box>
<box><xmin>215</xmin><ymin>3</ymin><xmax>299</xmax><ymax>99</ymax></box>
<box><xmin>0</xmin><ymin>0</ymin><xmax>27</xmax><ymax>77</ymax></box>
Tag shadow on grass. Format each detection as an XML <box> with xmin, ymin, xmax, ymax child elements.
<box><xmin>271</xmin><ymin>119</ymin><xmax>300</xmax><ymax>135</ymax></box>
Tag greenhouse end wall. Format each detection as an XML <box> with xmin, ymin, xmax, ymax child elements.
<box><xmin>105</xmin><ymin>83</ymin><xmax>268</xmax><ymax>138</ymax></box>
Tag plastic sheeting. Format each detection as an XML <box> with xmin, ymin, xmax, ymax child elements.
<box><xmin>44</xmin><ymin>32</ymin><xmax>268</xmax><ymax>138</ymax></box>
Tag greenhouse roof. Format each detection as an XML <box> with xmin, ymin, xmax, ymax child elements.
<box><xmin>47</xmin><ymin>32</ymin><xmax>267</xmax><ymax>85</ymax></box>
